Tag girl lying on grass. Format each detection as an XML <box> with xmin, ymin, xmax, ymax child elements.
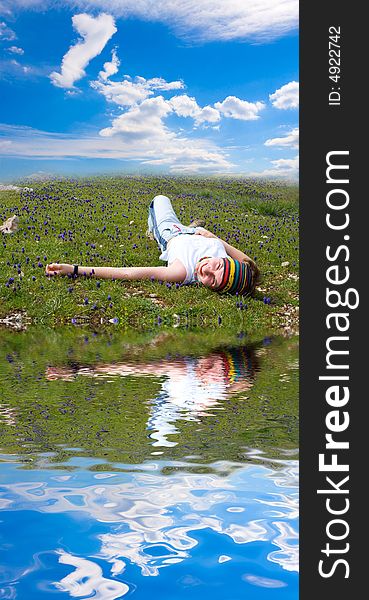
<box><xmin>46</xmin><ymin>195</ymin><xmax>259</xmax><ymax>296</ymax></box>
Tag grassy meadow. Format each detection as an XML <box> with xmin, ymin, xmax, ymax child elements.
<box><xmin>0</xmin><ymin>176</ymin><xmax>299</xmax><ymax>333</ymax></box>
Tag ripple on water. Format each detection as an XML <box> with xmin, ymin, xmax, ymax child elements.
<box><xmin>0</xmin><ymin>459</ymin><xmax>298</xmax><ymax>599</ymax></box>
<box><xmin>0</xmin><ymin>333</ymin><xmax>299</xmax><ymax>598</ymax></box>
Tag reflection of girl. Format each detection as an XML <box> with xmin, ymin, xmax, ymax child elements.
<box><xmin>46</xmin><ymin>195</ymin><xmax>259</xmax><ymax>296</ymax></box>
<box><xmin>46</xmin><ymin>346</ymin><xmax>259</xmax><ymax>447</ymax></box>
<box><xmin>147</xmin><ymin>348</ymin><xmax>258</xmax><ymax>447</ymax></box>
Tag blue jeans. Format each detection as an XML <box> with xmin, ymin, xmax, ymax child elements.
<box><xmin>148</xmin><ymin>195</ymin><xmax>197</xmax><ymax>256</ymax></box>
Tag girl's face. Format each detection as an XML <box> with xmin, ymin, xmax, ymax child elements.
<box><xmin>195</xmin><ymin>257</ymin><xmax>224</xmax><ymax>289</ymax></box>
<box><xmin>195</xmin><ymin>355</ymin><xmax>225</xmax><ymax>384</ymax></box>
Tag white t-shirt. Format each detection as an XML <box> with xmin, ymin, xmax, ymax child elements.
<box><xmin>147</xmin><ymin>358</ymin><xmax>228</xmax><ymax>447</ymax></box>
<box><xmin>162</xmin><ymin>234</ymin><xmax>228</xmax><ymax>284</ymax></box>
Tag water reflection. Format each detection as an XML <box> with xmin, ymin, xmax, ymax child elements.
<box><xmin>46</xmin><ymin>347</ymin><xmax>258</xmax><ymax>449</ymax></box>
<box><xmin>55</xmin><ymin>553</ymin><xmax>130</xmax><ymax>599</ymax></box>
<box><xmin>0</xmin><ymin>331</ymin><xmax>299</xmax><ymax>598</ymax></box>
<box><xmin>0</xmin><ymin>334</ymin><xmax>298</xmax><ymax>466</ymax></box>
<box><xmin>1</xmin><ymin>458</ymin><xmax>298</xmax><ymax>598</ymax></box>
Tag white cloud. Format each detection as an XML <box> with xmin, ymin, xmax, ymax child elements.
<box><xmin>92</xmin><ymin>70</ymin><xmax>184</xmax><ymax>108</ymax></box>
<box><xmin>98</xmin><ymin>47</ymin><xmax>119</xmax><ymax>80</ymax></box>
<box><xmin>265</xmin><ymin>127</ymin><xmax>299</xmax><ymax>149</ymax></box>
<box><xmin>272</xmin><ymin>155</ymin><xmax>299</xmax><ymax>170</ymax></box>
<box><xmin>92</xmin><ymin>77</ymin><xmax>150</xmax><ymax>106</ymax></box>
<box><xmin>166</xmin><ymin>94</ymin><xmax>199</xmax><ymax>118</ymax></box>
<box><xmin>50</xmin><ymin>13</ymin><xmax>117</xmax><ymax>88</ymax></box>
<box><xmin>249</xmin><ymin>155</ymin><xmax>299</xmax><ymax>179</ymax></box>
<box><xmin>0</xmin><ymin>122</ymin><xmax>233</xmax><ymax>173</ymax></box>
<box><xmin>2</xmin><ymin>1</ymin><xmax>298</xmax><ymax>43</ymax></box>
<box><xmin>0</xmin><ymin>21</ymin><xmax>16</xmax><ymax>40</ymax></box>
<box><xmin>0</xmin><ymin>58</ymin><xmax>34</xmax><ymax>75</ymax></box>
<box><xmin>194</xmin><ymin>105</ymin><xmax>221</xmax><ymax>127</ymax></box>
<box><xmin>92</xmin><ymin>47</ymin><xmax>262</xmax><ymax>138</ymax></box>
<box><xmin>168</xmin><ymin>95</ymin><xmax>221</xmax><ymax>127</ymax></box>
<box><xmin>0</xmin><ymin>140</ymin><xmax>12</xmax><ymax>150</ymax></box>
<box><xmin>0</xmin><ymin>0</ymin><xmax>40</xmax><ymax>9</ymax></box>
<box><xmin>214</xmin><ymin>96</ymin><xmax>265</xmax><ymax>120</ymax></box>
<box><xmin>80</xmin><ymin>0</ymin><xmax>298</xmax><ymax>43</ymax></box>
<box><xmin>145</xmin><ymin>77</ymin><xmax>184</xmax><ymax>92</ymax></box>
<box><xmin>7</xmin><ymin>45</ymin><xmax>24</xmax><ymax>55</ymax></box>
<box><xmin>93</xmin><ymin>77</ymin><xmax>184</xmax><ymax>108</ymax></box>
<box><xmin>269</xmin><ymin>81</ymin><xmax>299</xmax><ymax>109</ymax></box>
<box><xmin>99</xmin><ymin>95</ymin><xmax>173</xmax><ymax>138</ymax></box>
<box><xmin>98</xmin><ymin>95</ymin><xmax>223</xmax><ymax>169</ymax></box>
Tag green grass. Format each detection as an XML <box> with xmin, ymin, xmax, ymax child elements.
<box><xmin>0</xmin><ymin>326</ymin><xmax>298</xmax><ymax>468</ymax></box>
<box><xmin>0</xmin><ymin>175</ymin><xmax>299</xmax><ymax>332</ymax></box>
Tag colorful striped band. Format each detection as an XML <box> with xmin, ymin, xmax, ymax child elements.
<box><xmin>217</xmin><ymin>257</ymin><xmax>254</xmax><ymax>296</ymax></box>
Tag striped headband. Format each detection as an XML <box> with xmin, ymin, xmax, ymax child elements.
<box><xmin>219</xmin><ymin>347</ymin><xmax>254</xmax><ymax>384</ymax></box>
<box><xmin>217</xmin><ymin>258</ymin><xmax>254</xmax><ymax>296</ymax></box>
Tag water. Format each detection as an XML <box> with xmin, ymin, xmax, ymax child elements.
<box><xmin>0</xmin><ymin>328</ymin><xmax>299</xmax><ymax>599</ymax></box>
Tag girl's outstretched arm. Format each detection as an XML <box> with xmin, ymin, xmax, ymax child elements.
<box><xmin>45</xmin><ymin>259</ymin><xmax>186</xmax><ymax>283</ymax></box>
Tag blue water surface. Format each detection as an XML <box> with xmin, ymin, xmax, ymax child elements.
<box><xmin>0</xmin><ymin>456</ymin><xmax>298</xmax><ymax>599</ymax></box>
<box><xmin>0</xmin><ymin>332</ymin><xmax>299</xmax><ymax>599</ymax></box>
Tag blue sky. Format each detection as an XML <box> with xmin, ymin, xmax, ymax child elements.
<box><xmin>0</xmin><ymin>1</ymin><xmax>298</xmax><ymax>181</ymax></box>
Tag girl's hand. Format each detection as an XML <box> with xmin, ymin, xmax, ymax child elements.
<box><xmin>45</xmin><ymin>263</ymin><xmax>73</xmax><ymax>276</ymax></box>
<box><xmin>195</xmin><ymin>228</ymin><xmax>217</xmax><ymax>239</ymax></box>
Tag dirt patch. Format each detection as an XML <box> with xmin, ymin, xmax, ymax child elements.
<box><xmin>274</xmin><ymin>303</ymin><xmax>299</xmax><ymax>336</ymax></box>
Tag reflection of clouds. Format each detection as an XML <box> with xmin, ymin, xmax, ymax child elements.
<box><xmin>257</xmin><ymin>491</ymin><xmax>299</xmax><ymax>519</ymax></box>
<box><xmin>268</xmin><ymin>521</ymin><xmax>299</xmax><ymax>572</ymax></box>
<box><xmin>3</xmin><ymin>472</ymin><xmax>235</xmax><ymax>522</ymax></box>
<box><xmin>55</xmin><ymin>552</ymin><xmax>129</xmax><ymax>598</ymax></box>
<box><xmin>2</xmin><ymin>461</ymin><xmax>299</xmax><ymax>583</ymax></box>
<box><xmin>99</xmin><ymin>531</ymin><xmax>188</xmax><ymax>577</ymax></box>
<box><xmin>257</xmin><ymin>463</ymin><xmax>299</xmax><ymax>572</ymax></box>
<box><xmin>218</xmin><ymin>554</ymin><xmax>232</xmax><ymax>563</ymax></box>
<box><xmin>98</xmin><ymin>515</ymin><xmax>271</xmax><ymax>577</ymax></box>
<box><xmin>242</xmin><ymin>574</ymin><xmax>287</xmax><ymax>588</ymax></box>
